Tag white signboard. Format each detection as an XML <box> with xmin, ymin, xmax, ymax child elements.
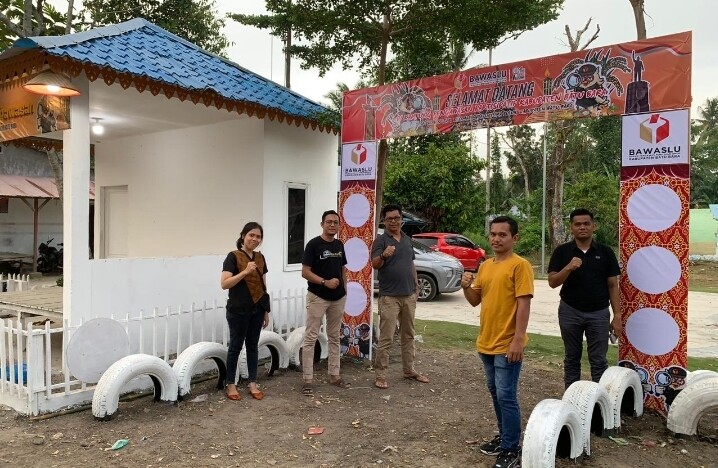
<box><xmin>621</xmin><ymin>109</ymin><xmax>689</xmax><ymax>167</ymax></box>
<box><xmin>341</xmin><ymin>141</ymin><xmax>378</xmax><ymax>181</ymax></box>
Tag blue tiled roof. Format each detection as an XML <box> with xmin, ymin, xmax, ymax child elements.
<box><xmin>9</xmin><ymin>19</ymin><xmax>327</xmax><ymax>122</ymax></box>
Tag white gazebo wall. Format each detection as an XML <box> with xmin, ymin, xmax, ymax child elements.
<box><xmin>0</xmin><ymin>198</ymin><xmax>63</xmax><ymax>254</ymax></box>
<box><xmin>87</xmin><ymin>114</ymin><xmax>338</xmax><ymax>325</ymax></box>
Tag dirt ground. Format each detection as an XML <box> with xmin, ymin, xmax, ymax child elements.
<box><xmin>690</xmin><ymin>260</ymin><xmax>718</xmax><ymax>293</ymax></box>
<box><xmin>1</xmin><ymin>344</ymin><xmax>717</xmax><ymax>468</ymax></box>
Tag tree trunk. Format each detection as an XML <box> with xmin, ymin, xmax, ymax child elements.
<box><xmin>550</xmin><ymin>166</ymin><xmax>565</xmax><ymax>248</ymax></box>
<box><xmin>373</xmin><ymin>11</ymin><xmax>391</xmax><ymax>228</ymax></box>
<box><xmin>23</xmin><ymin>0</ymin><xmax>32</xmax><ymax>34</ymax></box>
<box><xmin>65</xmin><ymin>0</ymin><xmax>74</xmax><ymax>34</ymax></box>
<box><xmin>284</xmin><ymin>0</ymin><xmax>292</xmax><ymax>88</ymax></box>
<box><xmin>629</xmin><ymin>0</ymin><xmax>647</xmax><ymax>40</ymax></box>
<box><xmin>46</xmin><ymin>149</ymin><xmax>63</xmax><ymax>202</ymax></box>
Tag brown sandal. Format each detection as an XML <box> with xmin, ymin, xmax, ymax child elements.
<box><xmin>329</xmin><ymin>377</ymin><xmax>351</xmax><ymax>389</ymax></box>
<box><xmin>225</xmin><ymin>386</ymin><xmax>242</xmax><ymax>401</ymax></box>
<box><xmin>374</xmin><ymin>378</ymin><xmax>389</xmax><ymax>389</ymax></box>
<box><xmin>403</xmin><ymin>372</ymin><xmax>429</xmax><ymax>383</ymax></box>
<box><xmin>248</xmin><ymin>388</ymin><xmax>264</xmax><ymax>400</ymax></box>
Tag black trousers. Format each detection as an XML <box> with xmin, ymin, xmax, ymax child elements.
<box><xmin>558</xmin><ymin>300</ymin><xmax>610</xmax><ymax>389</ymax></box>
<box><xmin>225</xmin><ymin>305</ymin><xmax>264</xmax><ymax>385</ymax></box>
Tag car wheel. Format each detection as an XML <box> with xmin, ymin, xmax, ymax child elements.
<box><xmin>417</xmin><ymin>273</ymin><xmax>437</xmax><ymax>302</ymax></box>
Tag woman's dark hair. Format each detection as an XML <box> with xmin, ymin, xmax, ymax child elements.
<box><xmin>237</xmin><ymin>222</ymin><xmax>264</xmax><ymax>249</ymax></box>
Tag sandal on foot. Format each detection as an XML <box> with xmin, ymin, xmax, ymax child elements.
<box><xmin>301</xmin><ymin>383</ymin><xmax>314</xmax><ymax>396</ymax></box>
<box><xmin>248</xmin><ymin>388</ymin><xmax>264</xmax><ymax>400</ymax></box>
<box><xmin>225</xmin><ymin>388</ymin><xmax>242</xmax><ymax>401</ymax></box>
<box><xmin>329</xmin><ymin>377</ymin><xmax>351</xmax><ymax>389</ymax></box>
<box><xmin>374</xmin><ymin>379</ymin><xmax>389</xmax><ymax>389</ymax></box>
<box><xmin>403</xmin><ymin>372</ymin><xmax>429</xmax><ymax>383</ymax></box>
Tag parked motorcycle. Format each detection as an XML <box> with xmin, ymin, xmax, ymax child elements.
<box><xmin>37</xmin><ymin>238</ymin><xmax>63</xmax><ymax>273</ymax></box>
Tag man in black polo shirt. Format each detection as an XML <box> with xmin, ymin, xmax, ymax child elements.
<box><xmin>548</xmin><ymin>208</ymin><xmax>621</xmax><ymax>389</ymax></box>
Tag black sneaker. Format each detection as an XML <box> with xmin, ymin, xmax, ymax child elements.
<box><xmin>479</xmin><ymin>435</ymin><xmax>502</xmax><ymax>455</ymax></box>
<box><xmin>493</xmin><ymin>450</ymin><xmax>521</xmax><ymax>468</ymax></box>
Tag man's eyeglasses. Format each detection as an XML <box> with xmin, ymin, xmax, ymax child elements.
<box><xmin>384</xmin><ymin>216</ymin><xmax>402</xmax><ymax>222</ymax></box>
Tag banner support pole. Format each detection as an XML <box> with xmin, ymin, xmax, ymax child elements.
<box><xmin>541</xmin><ymin>120</ymin><xmax>547</xmax><ymax>275</ymax></box>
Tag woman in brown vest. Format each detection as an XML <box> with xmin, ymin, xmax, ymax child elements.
<box><xmin>221</xmin><ymin>222</ymin><xmax>270</xmax><ymax>401</ymax></box>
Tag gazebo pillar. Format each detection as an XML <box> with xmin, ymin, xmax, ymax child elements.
<box><xmin>62</xmin><ymin>76</ymin><xmax>92</xmax><ymax>326</ymax></box>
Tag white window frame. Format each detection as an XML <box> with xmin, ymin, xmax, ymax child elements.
<box><xmin>283</xmin><ymin>182</ymin><xmax>309</xmax><ymax>271</ymax></box>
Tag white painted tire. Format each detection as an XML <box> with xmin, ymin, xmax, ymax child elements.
<box><xmin>286</xmin><ymin>326</ymin><xmax>328</xmax><ymax>366</ymax></box>
<box><xmin>173</xmin><ymin>342</ymin><xmax>228</xmax><ymax>398</ymax></box>
<box><xmin>92</xmin><ymin>354</ymin><xmax>177</xmax><ymax>421</ymax></box>
<box><xmin>685</xmin><ymin>370</ymin><xmax>718</xmax><ymax>388</ymax></box>
<box><xmin>667</xmin><ymin>376</ymin><xmax>718</xmax><ymax>436</ymax></box>
<box><xmin>599</xmin><ymin>366</ymin><xmax>644</xmax><ymax>429</ymax></box>
<box><xmin>562</xmin><ymin>381</ymin><xmax>614</xmax><ymax>455</ymax></box>
<box><xmin>238</xmin><ymin>330</ymin><xmax>290</xmax><ymax>379</ymax></box>
<box><xmin>522</xmin><ymin>399</ymin><xmax>584</xmax><ymax>468</ymax></box>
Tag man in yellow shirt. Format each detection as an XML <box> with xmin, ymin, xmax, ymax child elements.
<box><xmin>461</xmin><ymin>216</ymin><xmax>534</xmax><ymax>468</ymax></box>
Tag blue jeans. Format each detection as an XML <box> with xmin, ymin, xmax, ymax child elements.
<box><xmin>480</xmin><ymin>353</ymin><xmax>523</xmax><ymax>452</ymax></box>
<box><xmin>225</xmin><ymin>305</ymin><xmax>264</xmax><ymax>385</ymax></box>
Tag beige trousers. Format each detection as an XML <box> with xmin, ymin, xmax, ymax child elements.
<box><xmin>302</xmin><ymin>291</ymin><xmax>346</xmax><ymax>381</ymax></box>
<box><xmin>374</xmin><ymin>294</ymin><xmax>417</xmax><ymax>380</ymax></box>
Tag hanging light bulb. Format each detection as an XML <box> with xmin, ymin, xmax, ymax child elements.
<box><xmin>91</xmin><ymin>118</ymin><xmax>104</xmax><ymax>135</ymax></box>
<box><xmin>23</xmin><ymin>70</ymin><xmax>80</xmax><ymax>97</ymax></box>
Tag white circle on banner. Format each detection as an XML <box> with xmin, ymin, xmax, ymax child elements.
<box><xmin>345</xmin><ymin>237</ymin><xmax>370</xmax><ymax>272</ymax></box>
<box><xmin>343</xmin><ymin>194</ymin><xmax>371</xmax><ymax>228</ymax></box>
<box><xmin>627</xmin><ymin>184</ymin><xmax>681</xmax><ymax>232</ymax></box>
<box><xmin>626</xmin><ymin>307</ymin><xmax>680</xmax><ymax>356</ymax></box>
<box><xmin>626</xmin><ymin>246</ymin><xmax>681</xmax><ymax>294</ymax></box>
<box><xmin>345</xmin><ymin>281</ymin><xmax>368</xmax><ymax>317</ymax></box>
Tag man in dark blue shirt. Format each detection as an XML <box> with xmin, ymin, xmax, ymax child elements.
<box><xmin>548</xmin><ymin>208</ymin><xmax>621</xmax><ymax>389</ymax></box>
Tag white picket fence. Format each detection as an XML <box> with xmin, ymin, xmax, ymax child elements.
<box><xmin>0</xmin><ymin>288</ymin><xmax>308</xmax><ymax>415</ymax></box>
<box><xmin>0</xmin><ymin>274</ymin><xmax>30</xmax><ymax>293</ymax></box>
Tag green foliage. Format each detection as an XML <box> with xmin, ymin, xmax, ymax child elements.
<box><xmin>563</xmin><ymin>171</ymin><xmax>619</xmax><ymax>247</ymax></box>
<box><xmin>580</xmin><ymin>115</ymin><xmax>621</xmax><ymax>176</ymax></box>
<box><xmin>514</xmin><ymin>217</ymin><xmax>546</xmax><ymax>257</ymax></box>
<box><xmin>82</xmin><ymin>0</ymin><xmax>230</xmax><ymax>55</ymax></box>
<box><xmin>0</xmin><ymin>0</ymin><xmax>73</xmax><ymax>50</ymax></box>
<box><xmin>383</xmin><ymin>140</ymin><xmax>484</xmax><ymax>233</ymax></box>
<box><xmin>691</xmin><ymin>97</ymin><xmax>718</xmax><ymax>206</ymax></box>
<box><xmin>232</xmin><ymin>0</ymin><xmax>564</xmax><ymax>82</ymax></box>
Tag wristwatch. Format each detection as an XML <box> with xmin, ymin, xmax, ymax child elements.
<box><xmin>321</xmin><ymin>279</ymin><xmax>326</xmax><ymax>286</ymax></box>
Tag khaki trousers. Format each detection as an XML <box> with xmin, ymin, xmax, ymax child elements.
<box><xmin>374</xmin><ymin>294</ymin><xmax>417</xmax><ymax>380</ymax></box>
<box><xmin>302</xmin><ymin>291</ymin><xmax>346</xmax><ymax>380</ymax></box>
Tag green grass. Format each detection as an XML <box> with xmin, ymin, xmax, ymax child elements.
<box><xmin>690</xmin><ymin>208</ymin><xmax>718</xmax><ymax>255</ymax></box>
<box><xmin>414</xmin><ymin>318</ymin><xmax>718</xmax><ymax>372</ymax></box>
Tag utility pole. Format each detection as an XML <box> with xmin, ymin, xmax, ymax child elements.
<box><xmin>484</xmin><ymin>48</ymin><xmax>492</xmax><ymax>236</ymax></box>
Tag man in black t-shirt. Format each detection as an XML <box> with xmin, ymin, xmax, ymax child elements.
<box><xmin>548</xmin><ymin>208</ymin><xmax>621</xmax><ymax>389</ymax></box>
<box><xmin>300</xmin><ymin>210</ymin><xmax>350</xmax><ymax>393</ymax></box>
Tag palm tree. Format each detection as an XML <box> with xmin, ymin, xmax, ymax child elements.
<box><xmin>694</xmin><ymin>98</ymin><xmax>718</xmax><ymax>144</ymax></box>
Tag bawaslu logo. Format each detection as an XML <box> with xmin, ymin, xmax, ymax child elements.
<box><xmin>639</xmin><ymin>113</ymin><xmax>670</xmax><ymax>143</ymax></box>
<box><xmin>351</xmin><ymin>144</ymin><xmax>368</xmax><ymax>165</ymax></box>
<box><xmin>341</xmin><ymin>141</ymin><xmax>377</xmax><ymax>181</ymax></box>
<box><xmin>621</xmin><ymin>109</ymin><xmax>688</xmax><ymax>167</ymax></box>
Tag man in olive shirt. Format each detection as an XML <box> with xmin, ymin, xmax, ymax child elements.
<box><xmin>372</xmin><ymin>204</ymin><xmax>428</xmax><ymax>389</ymax></box>
<box><xmin>548</xmin><ymin>208</ymin><xmax>621</xmax><ymax>389</ymax></box>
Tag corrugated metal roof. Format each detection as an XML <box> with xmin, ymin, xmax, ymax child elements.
<box><xmin>0</xmin><ymin>174</ymin><xmax>94</xmax><ymax>199</ymax></box>
<box><xmin>2</xmin><ymin>19</ymin><xmax>329</xmax><ymax>123</ymax></box>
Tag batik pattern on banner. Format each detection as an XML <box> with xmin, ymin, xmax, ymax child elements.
<box><xmin>338</xmin><ymin>141</ymin><xmax>377</xmax><ymax>358</ymax></box>
<box><xmin>342</xmin><ymin>32</ymin><xmax>691</xmax><ymax>144</ymax></box>
<box><xmin>619</xmin><ymin>108</ymin><xmax>690</xmax><ymax>414</ymax></box>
